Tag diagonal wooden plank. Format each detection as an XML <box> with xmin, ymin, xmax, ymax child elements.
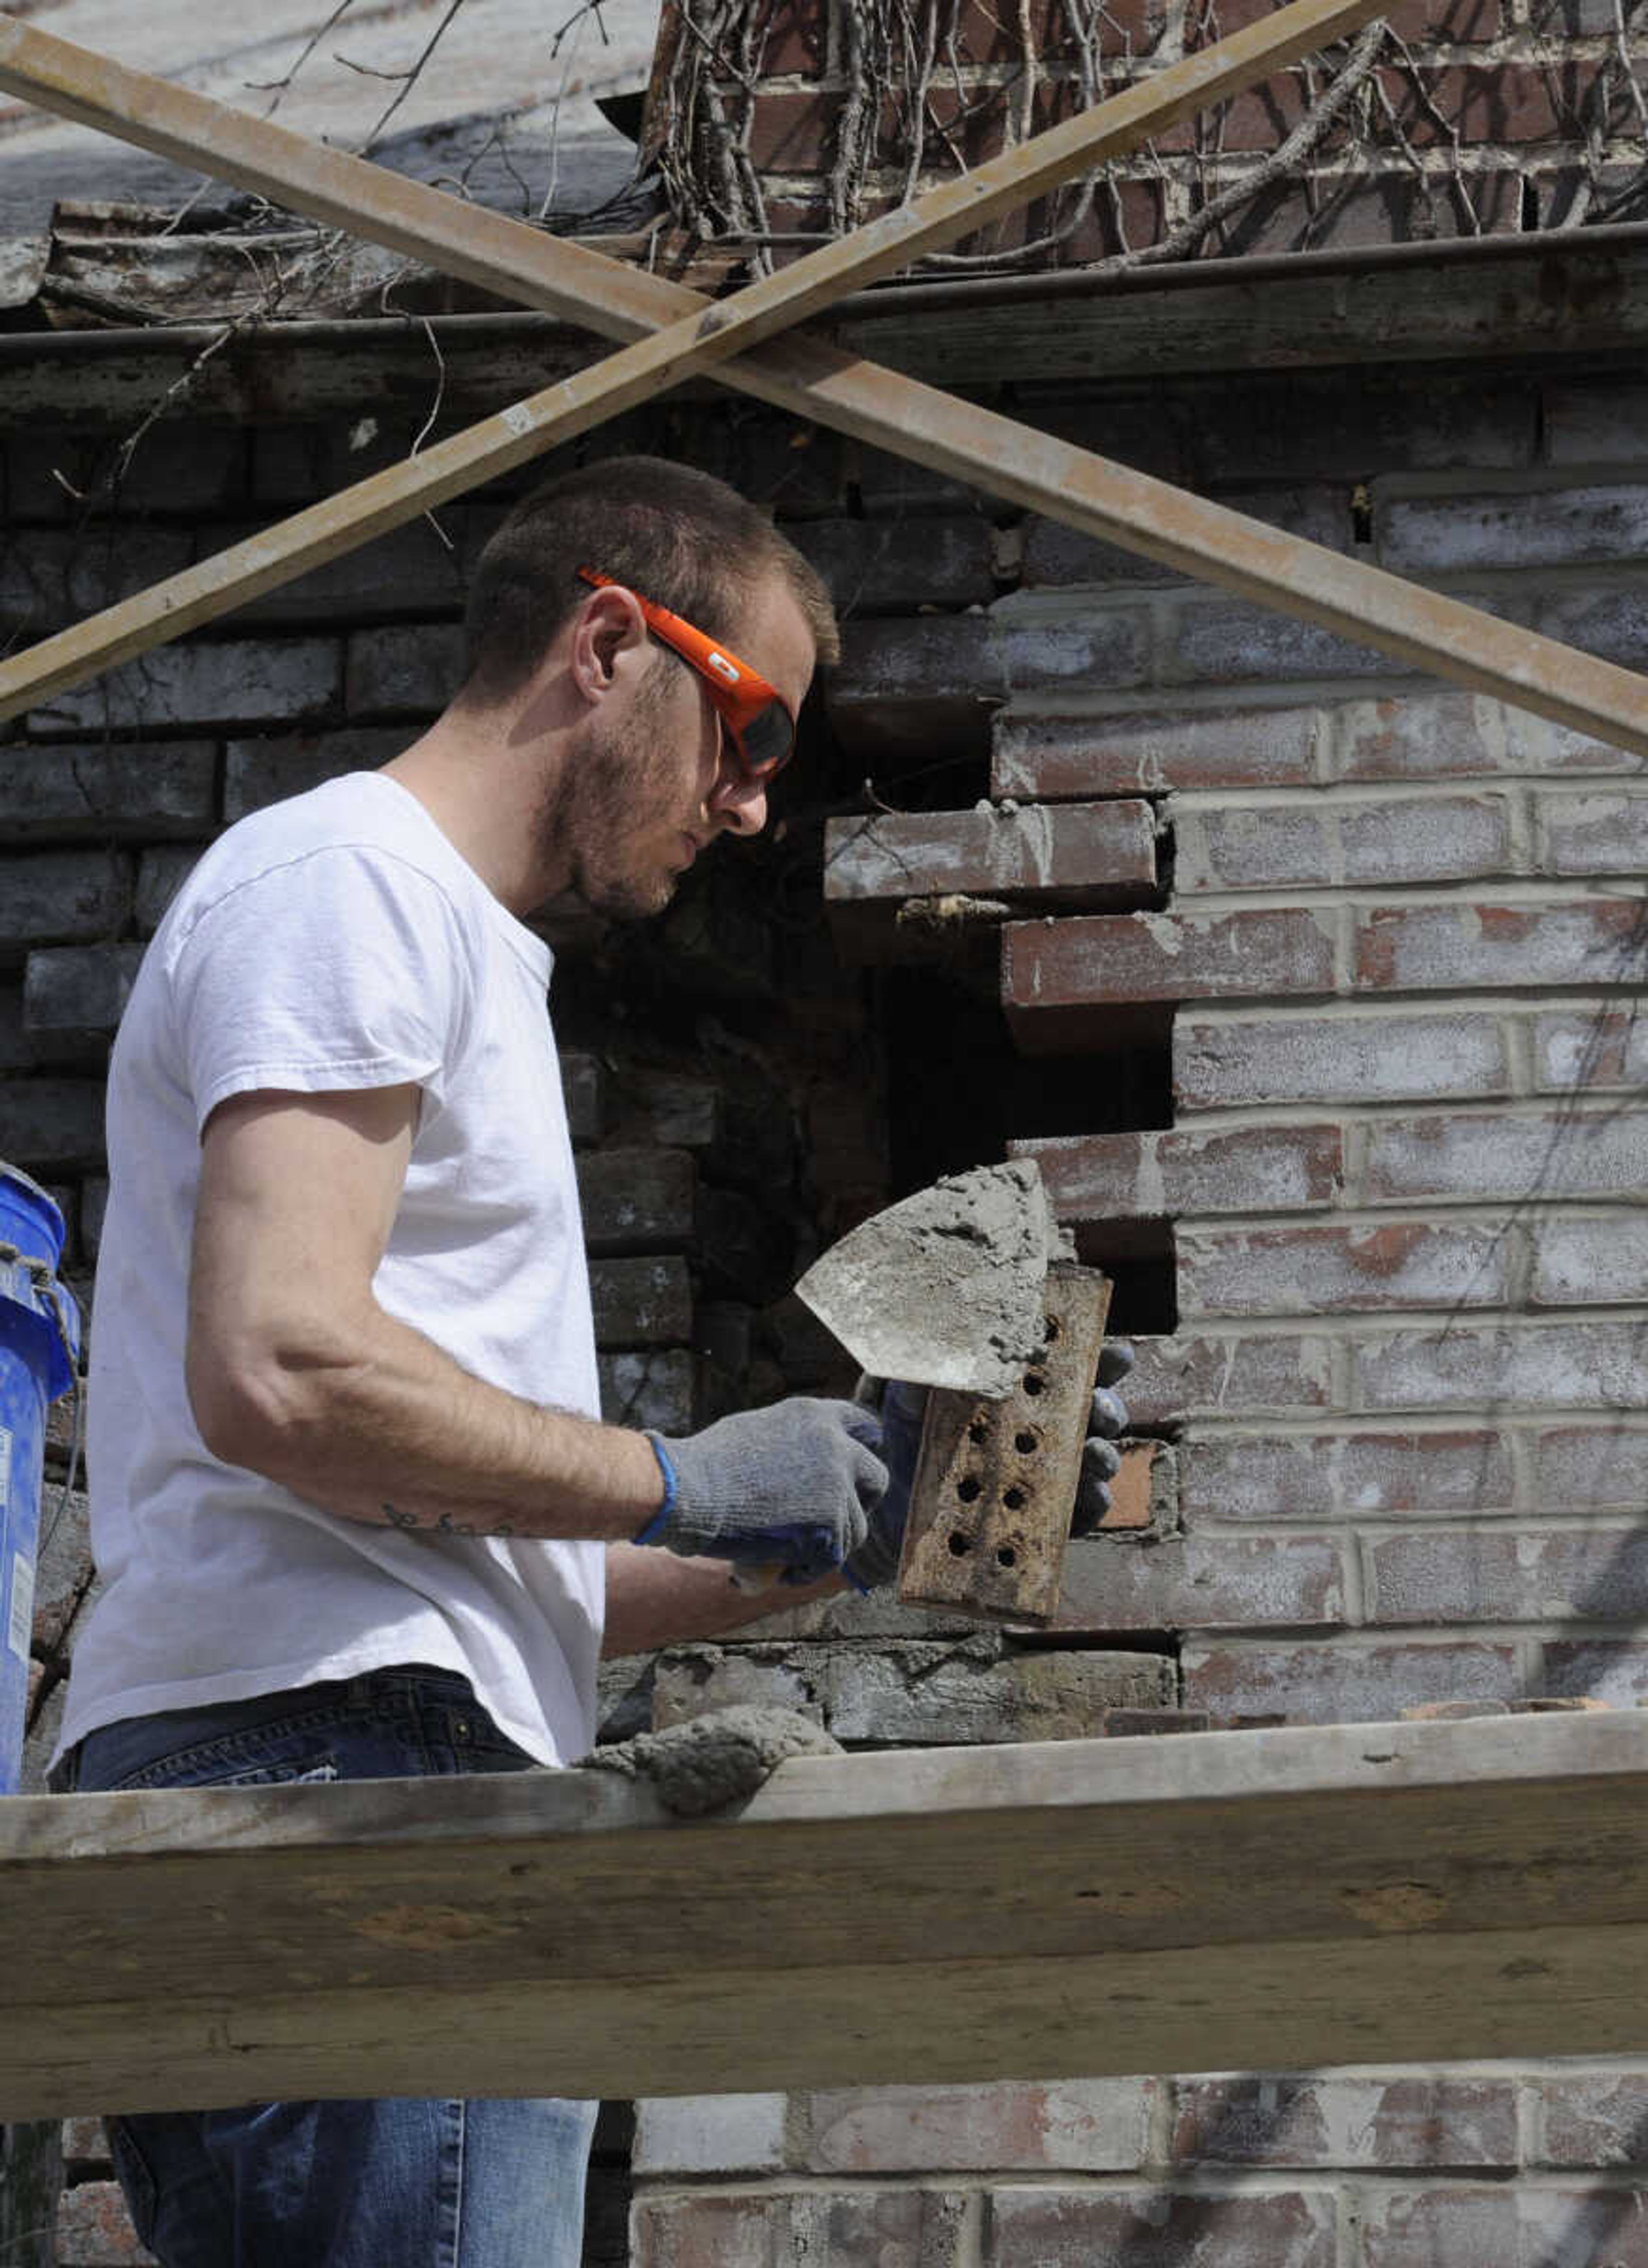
<box><xmin>1</xmin><ymin>14</ymin><xmax>1646</xmax><ymax>761</ymax></box>
<box><xmin>3</xmin><ymin>1711</ymin><xmax>1648</xmax><ymax>2114</ymax></box>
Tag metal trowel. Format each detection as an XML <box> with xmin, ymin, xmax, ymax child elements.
<box><xmin>795</xmin><ymin>1161</ymin><xmax>1111</xmax><ymax>1625</ymax></box>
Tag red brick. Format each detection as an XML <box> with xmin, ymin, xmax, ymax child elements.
<box><xmin>1361</xmin><ymin>2185</ymin><xmax>1519</xmax><ymax>2268</ymax></box>
<box><xmin>988</xmin><ymin>2183</ymin><xmax>1337</xmax><ymax>2266</ymax></box>
<box><xmin>1175</xmin><ymin>1007</ymin><xmax>1510</xmax><ymax>1110</ymax></box>
<box><xmin>1379</xmin><ymin>61</ymin><xmax>1602</xmax><ymax>148</ymax></box>
<box><xmin>1175</xmin><ymin>792</ymin><xmax>1512</xmax><ymax>894</ymax></box>
<box><xmin>1015</xmin><ymin>1123</ymin><xmax>1343</xmax><ymax>1223</ymax></box>
<box><xmin>1334</xmin><ymin>690</ymin><xmax>1630</xmax><ymax>782</ymax></box>
<box><xmin>1005</xmin><ymin>908</ymin><xmax>1335</xmax><ymax>1046</ymax></box>
<box><xmin>991</xmin><ymin>704</ymin><xmax>1321</xmax><ymax>800</ymax></box>
<box><xmin>1125</xmin><ymin>1331</ymin><xmax>1334</xmax><ymax>1425</ymax></box>
<box><xmin>1182</xmin><ymin>1636</ymin><xmax>1521</xmax><ymax>1722</ymax></box>
<box><xmin>799</xmin><ymin>2079</ymin><xmax>1151</xmax><ymax>2173</ymax></box>
<box><xmin>1052</xmin><ymin>1530</ymin><xmax>1348</xmax><ymax>1632</ymax></box>
<box><xmin>1172</xmin><ymin>2074</ymin><xmax>1518</xmax><ymax>2168</ymax></box>
<box><xmin>60</xmin><ymin>2118</ymin><xmax>112</xmax><ymax>2170</ymax></box>
<box><xmin>1535</xmin><ymin>1008</ymin><xmax>1648</xmax><ymax>1093</ymax></box>
<box><xmin>1368</xmin><ymin>1525</ymin><xmax>1648</xmax><ymax>1625</ymax></box>
<box><xmin>747</xmin><ymin>89</ymin><xmax>845</xmax><ymax>173</ymax></box>
<box><xmin>54</xmin><ymin>2181</ymin><xmax>157</xmax><ymax>2266</ymax></box>
<box><xmin>754</xmin><ymin>6</ymin><xmax>829</xmax><ymax>75</ymax></box>
<box><xmin>824</xmin><ymin>800</ymin><xmax>1155</xmax><ymax>920</ymax></box>
<box><xmin>1535</xmin><ymin>1425</ymin><xmax>1648</xmax><ymax>1510</ymax></box>
<box><xmin>1180</xmin><ymin>1428</ymin><xmax>1516</xmax><ymax>1522</ymax></box>
<box><xmin>1179</xmin><ymin>1220</ymin><xmax>1511</xmax><ymax>1318</ymax></box>
<box><xmin>1353</xmin><ymin>898</ymin><xmax>1645</xmax><ymax>994</ymax></box>
<box><xmin>1353</xmin><ymin>1317</ymin><xmax>1648</xmax><ymax>1413</ymax></box>
<box><xmin>952</xmin><ymin>0</ymin><xmax>1169</xmax><ymax>58</ymax></box>
<box><xmin>632</xmin><ymin>2187</ymin><xmax>966</xmax><ymax>2267</ymax></box>
<box><xmin>1537</xmin><ymin>2072</ymin><xmax>1648</xmax><ymax>2166</ymax></box>
<box><xmin>1364</xmin><ymin>1106</ymin><xmax>1648</xmax><ymax>1204</ymax></box>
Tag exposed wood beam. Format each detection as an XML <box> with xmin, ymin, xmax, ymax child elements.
<box><xmin>3</xmin><ymin>1712</ymin><xmax>1648</xmax><ymax>2115</ymax></box>
<box><xmin>0</xmin><ymin>14</ymin><xmax>1645</xmax><ymax>760</ymax></box>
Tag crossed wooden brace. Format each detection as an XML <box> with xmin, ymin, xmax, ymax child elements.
<box><xmin>0</xmin><ymin>5</ymin><xmax>1644</xmax><ymax>755</ymax></box>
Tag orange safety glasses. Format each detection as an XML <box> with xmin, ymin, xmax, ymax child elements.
<box><xmin>576</xmin><ymin>567</ymin><xmax>796</xmax><ymax>783</ymax></box>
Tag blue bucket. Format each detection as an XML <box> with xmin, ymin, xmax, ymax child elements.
<box><xmin>0</xmin><ymin>1166</ymin><xmax>80</xmax><ymax>1794</ymax></box>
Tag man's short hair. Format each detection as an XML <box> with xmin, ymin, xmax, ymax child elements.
<box><xmin>458</xmin><ymin>454</ymin><xmax>839</xmax><ymax>708</ymax></box>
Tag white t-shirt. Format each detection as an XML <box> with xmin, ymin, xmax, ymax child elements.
<box><xmin>56</xmin><ymin>772</ymin><xmax>604</xmax><ymax>1770</ymax></box>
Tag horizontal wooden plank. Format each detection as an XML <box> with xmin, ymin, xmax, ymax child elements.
<box><xmin>824</xmin><ymin>801</ymin><xmax>1157</xmax><ymax>959</ymax></box>
<box><xmin>3</xmin><ymin>1713</ymin><xmax>1648</xmax><ymax>2115</ymax></box>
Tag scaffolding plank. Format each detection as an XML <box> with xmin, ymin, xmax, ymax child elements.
<box><xmin>2</xmin><ymin>18</ymin><xmax>1647</xmax><ymax>758</ymax></box>
<box><xmin>3</xmin><ymin>1711</ymin><xmax>1647</xmax><ymax>2117</ymax></box>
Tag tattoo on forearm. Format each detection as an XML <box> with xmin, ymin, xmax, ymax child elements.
<box><xmin>380</xmin><ymin>1502</ymin><xmax>514</xmax><ymax>1540</ymax></box>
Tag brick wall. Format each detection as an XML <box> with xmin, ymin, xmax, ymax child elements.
<box><xmin>5</xmin><ymin>341</ymin><xmax>1648</xmax><ymax>2260</ymax></box>
<box><xmin>649</xmin><ymin>0</ymin><xmax>1648</xmax><ymax>266</ymax></box>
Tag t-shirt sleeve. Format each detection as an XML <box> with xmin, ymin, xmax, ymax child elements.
<box><xmin>168</xmin><ymin>845</ymin><xmax>474</xmax><ymax>1135</ymax></box>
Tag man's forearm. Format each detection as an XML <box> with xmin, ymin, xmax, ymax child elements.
<box><xmin>191</xmin><ymin>1291</ymin><xmax>662</xmax><ymax>1542</ymax></box>
<box><xmin>603</xmin><ymin>1541</ymin><xmax>847</xmax><ymax>1658</ymax></box>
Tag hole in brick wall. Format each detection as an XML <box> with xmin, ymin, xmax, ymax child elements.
<box><xmin>1074</xmin><ymin>1217</ymin><xmax>1180</xmax><ymax>1338</ymax></box>
<box><xmin>1521</xmin><ymin>177</ymin><xmax>1542</xmax><ymax>230</ymax></box>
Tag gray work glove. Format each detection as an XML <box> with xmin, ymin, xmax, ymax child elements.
<box><xmin>846</xmin><ymin>1339</ymin><xmax>1136</xmax><ymax>1589</ymax></box>
<box><xmin>1071</xmin><ymin>1339</ymin><xmax>1136</xmax><ymax>1538</ymax></box>
<box><xmin>640</xmin><ymin>1398</ymin><xmax>885</xmax><ymax>1586</ymax></box>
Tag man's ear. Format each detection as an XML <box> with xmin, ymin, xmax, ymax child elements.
<box><xmin>569</xmin><ymin>584</ymin><xmax>649</xmax><ymax>713</ymax></box>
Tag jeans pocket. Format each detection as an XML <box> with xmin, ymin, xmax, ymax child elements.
<box><xmin>105</xmin><ymin>2118</ymin><xmax>160</xmax><ymax>2251</ymax></box>
<box><xmin>110</xmin><ymin>1738</ymin><xmax>341</xmax><ymax>1793</ymax></box>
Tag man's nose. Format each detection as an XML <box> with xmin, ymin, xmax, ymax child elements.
<box><xmin>709</xmin><ymin>770</ymin><xmax>768</xmax><ymax>838</ymax></box>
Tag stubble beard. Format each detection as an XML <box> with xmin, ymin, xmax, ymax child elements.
<box><xmin>537</xmin><ymin>668</ymin><xmax>688</xmax><ymax>920</ymax></box>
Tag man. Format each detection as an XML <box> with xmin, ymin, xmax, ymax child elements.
<box><xmin>51</xmin><ymin>455</ymin><xmax>1125</xmax><ymax>2267</ymax></box>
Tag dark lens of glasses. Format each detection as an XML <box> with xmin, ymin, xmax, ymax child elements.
<box><xmin>738</xmin><ymin>700</ymin><xmax>794</xmax><ymax>779</ymax></box>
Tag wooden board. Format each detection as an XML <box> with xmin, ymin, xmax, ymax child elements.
<box><xmin>3</xmin><ymin>1710</ymin><xmax>1648</xmax><ymax>2116</ymax></box>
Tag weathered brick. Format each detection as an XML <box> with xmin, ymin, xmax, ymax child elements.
<box><xmin>81</xmin><ymin>1175</ymin><xmax>108</xmax><ymax>1264</ymax></box>
<box><xmin>831</xmin><ymin>606</ymin><xmax>1147</xmax><ymax>754</ymax></box>
<box><xmin>652</xmin><ymin>1637</ymin><xmax>1173</xmax><ymax>1744</ymax></box>
<box><xmin>1353</xmin><ymin>1319</ymin><xmax>1648</xmax><ymax>1413</ymax></box>
<box><xmin>1534</xmin><ymin>1007</ymin><xmax>1648</xmax><ymax>1094</ymax></box>
<box><xmin>988</xmin><ymin>2183</ymin><xmax>1337</xmax><ymax>2268</ymax></box>
<box><xmin>1364</xmin><ymin>1106</ymin><xmax>1648</xmax><ymax>1204</ymax></box>
<box><xmin>824</xmin><ymin>801</ymin><xmax>1157</xmax><ymax>928</ymax></box>
<box><xmin>345</xmin><ymin>623</ymin><xmax>467</xmax><ymax>718</ymax></box>
<box><xmin>0</xmin><ymin>852</ymin><xmax>130</xmax><ymax>958</ymax></box>
<box><xmin>1360</xmin><ymin>2184</ymin><xmax>1519</xmax><ymax>2268</ymax></box>
<box><xmin>1539</xmin><ymin>787</ymin><xmax>1648</xmax><ymax>876</ymax></box>
<box><xmin>223</xmin><ymin>725</ymin><xmax>405</xmax><ymax>821</ymax></box>
<box><xmin>229</xmin><ymin>515</ymin><xmax>469</xmax><ymax>625</ymax></box>
<box><xmin>10</xmin><ymin>425</ymin><xmax>242</xmax><ymax>521</ymax></box>
<box><xmin>134</xmin><ymin>847</ymin><xmax>201</xmax><ymax>937</ymax></box>
<box><xmin>29</xmin><ymin>638</ymin><xmax>341</xmax><ymax>736</ymax></box>
<box><xmin>576</xmin><ymin>1149</ymin><xmax>697</xmax><ymax>1256</ymax></box>
<box><xmin>798</xmin><ymin>2078</ymin><xmax>1152</xmax><ymax>2173</ymax></box>
<box><xmin>1180</xmin><ymin>1220</ymin><xmax>1511</xmax><ymax>1318</ymax></box>
<box><xmin>1530</xmin><ymin>1214</ymin><xmax>1648</xmax><ymax>1304</ymax></box>
<box><xmin>631</xmin><ymin>2187</ymin><xmax>966</xmax><ymax>2268</ymax></box>
<box><xmin>1175</xmin><ymin>1007</ymin><xmax>1510</xmax><ymax>1110</ymax></box>
<box><xmin>1537</xmin><ymin>2071</ymin><xmax>1648</xmax><ymax>2166</ymax></box>
<box><xmin>1540</xmin><ymin>584</ymin><xmax>1648</xmax><ymax>672</ymax></box>
<box><xmin>1180</xmin><ymin>1428</ymin><xmax>1517</xmax><ymax>1522</ymax></box>
<box><xmin>30</xmin><ymin>1486</ymin><xmax>91</xmax><ymax>1656</ymax></box>
<box><xmin>1181</xmin><ymin>1637</ymin><xmax>1521</xmax><ymax>1723</ymax></box>
<box><xmin>597</xmin><ymin>1349</ymin><xmax>695</xmax><ymax>1432</ymax></box>
<box><xmin>633</xmin><ymin>2094</ymin><xmax>787</xmax><ymax>2175</ymax></box>
<box><xmin>23</xmin><ymin>946</ymin><xmax>144</xmax><ymax>1036</ymax></box>
<box><xmin>1053</xmin><ymin>1530</ymin><xmax>1347</xmax><ymax>1633</ymax></box>
<box><xmin>0</xmin><ymin>741</ymin><xmax>214</xmax><ymax>842</ymax></box>
<box><xmin>0</xmin><ymin>525</ymin><xmax>194</xmax><ymax>639</ymax></box>
<box><xmin>1544</xmin><ymin>1640</ymin><xmax>1648</xmax><ymax>1704</ymax></box>
<box><xmin>1005</xmin><ymin>909</ymin><xmax>1335</xmax><ymax>1048</ymax></box>
<box><xmin>1332</xmin><ymin>689</ymin><xmax>1632</xmax><ymax>782</ymax></box>
<box><xmin>1353</xmin><ymin>898</ymin><xmax>1646</xmax><ymax>995</ymax></box>
<box><xmin>791</xmin><ymin>515</ymin><xmax>995</xmax><ymax>611</ymax></box>
<box><xmin>1368</xmin><ymin>1525</ymin><xmax>1648</xmax><ymax>1625</ymax></box>
<box><xmin>1126</xmin><ymin>1331</ymin><xmax>1334</xmax><ymax>1424</ymax></box>
<box><xmin>1379</xmin><ymin>480</ymin><xmax>1648</xmax><ymax>573</ymax></box>
<box><xmin>561</xmin><ymin>1053</ymin><xmax>606</xmax><ymax>1146</ymax></box>
<box><xmin>1169</xmin><ymin>594</ymin><xmax>1404</xmax><ymax>685</ymax></box>
<box><xmin>0</xmin><ymin>1079</ymin><xmax>106</xmax><ymax>1171</ymax></box>
<box><xmin>60</xmin><ymin>2117</ymin><xmax>112</xmax><ymax>2170</ymax></box>
<box><xmin>1015</xmin><ymin>1124</ymin><xmax>1342</xmax><ymax>1222</ymax></box>
<box><xmin>53</xmin><ymin>2178</ymin><xmax>157</xmax><ymax>2265</ymax></box>
<box><xmin>1173</xmin><ymin>791</ymin><xmax>1512</xmax><ymax>894</ymax></box>
<box><xmin>992</xmin><ymin>704</ymin><xmax>1322</xmax><ymax>800</ymax></box>
<box><xmin>1545</xmin><ymin>384</ymin><xmax>1648</xmax><ymax>467</ymax></box>
<box><xmin>1534</xmin><ymin>1424</ymin><xmax>1648</xmax><ymax>1509</ymax></box>
<box><xmin>1171</xmin><ymin>2073</ymin><xmax>1517</xmax><ymax>2168</ymax></box>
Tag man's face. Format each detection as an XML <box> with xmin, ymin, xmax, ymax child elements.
<box><xmin>552</xmin><ymin>576</ymin><xmax>816</xmax><ymax>920</ymax></box>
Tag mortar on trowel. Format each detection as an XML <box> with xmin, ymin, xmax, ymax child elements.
<box><xmin>794</xmin><ymin>1161</ymin><xmax>1112</xmax><ymax>1625</ymax></box>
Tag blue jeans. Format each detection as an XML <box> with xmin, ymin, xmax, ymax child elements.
<box><xmin>55</xmin><ymin>1666</ymin><xmax>599</xmax><ymax>2268</ymax></box>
